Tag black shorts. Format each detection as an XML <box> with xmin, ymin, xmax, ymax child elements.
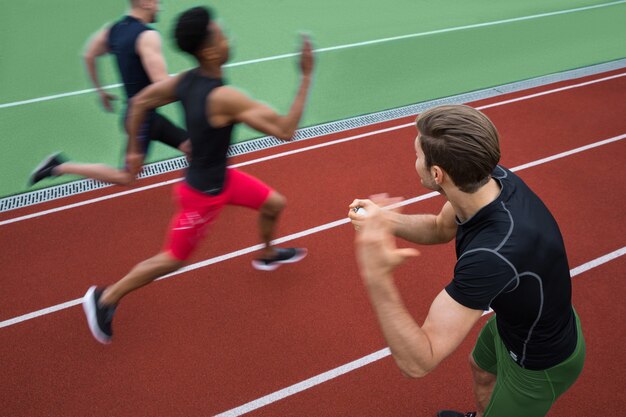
<box><xmin>123</xmin><ymin>109</ymin><xmax>188</xmax><ymax>155</ymax></box>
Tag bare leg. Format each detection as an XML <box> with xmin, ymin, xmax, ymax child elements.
<box><xmin>56</xmin><ymin>162</ymin><xmax>136</xmax><ymax>185</ymax></box>
<box><xmin>178</xmin><ymin>139</ymin><xmax>192</xmax><ymax>161</ymax></box>
<box><xmin>100</xmin><ymin>252</ymin><xmax>183</xmax><ymax>306</ymax></box>
<box><xmin>470</xmin><ymin>354</ymin><xmax>497</xmax><ymax>417</ymax></box>
<box><xmin>258</xmin><ymin>191</ymin><xmax>286</xmax><ymax>258</ymax></box>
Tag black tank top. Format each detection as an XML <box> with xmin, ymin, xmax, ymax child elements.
<box><xmin>108</xmin><ymin>16</ymin><xmax>153</xmax><ymax>99</ymax></box>
<box><xmin>176</xmin><ymin>70</ymin><xmax>234</xmax><ymax>195</ymax></box>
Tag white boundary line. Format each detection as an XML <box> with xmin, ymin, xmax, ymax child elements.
<box><xmin>2</xmin><ymin>71</ymin><xmax>626</xmax><ymax>227</ymax></box>
<box><xmin>213</xmin><ymin>246</ymin><xmax>626</xmax><ymax>417</ymax></box>
<box><xmin>1</xmin><ymin>1</ymin><xmax>624</xmax><ymax>109</ymax></box>
<box><xmin>0</xmin><ymin>133</ymin><xmax>624</xmax><ymax>330</ymax></box>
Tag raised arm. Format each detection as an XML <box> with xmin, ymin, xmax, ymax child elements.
<box><xmin>210</xmin><ymin>35</ymin><xmax>313</xmax><ymax>140</ymax></box>
<box><xmin>136</xmin><ymin>30</ymin><xmax>170</xmax><ymax>83</ymax></box>
<box><xmin>84</xmin><ymin>27</ymin><xmax>116</xmax><ymax>111</ymax></box>
<box><xmin>354</xmin><ymin>203</ymin><xmax>483</xmax><ymax>378</ymax></box>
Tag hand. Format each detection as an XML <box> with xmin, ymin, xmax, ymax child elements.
<box><xmin>99</xmin><ymin>90</ymin><xmax>118</xmax><ymax>112</ymax></box>
<box><xmin>348</xmin><ymin>193</ymin><xmax>402</xmax><ymax>231</ymax></box>
<box><xmin>125</xmin><ymin>151</ymin><xmax>144</xmax><ymax>176</ymax></box>
<box><xmin>299</xmin><ymin>34</ymin><xmax>313</xmax><ymax>77</ymax></box>
<box><xmin>353</xmin><ymin>198</ymin><xmax>419</xmax><ymax>283</ymax></box>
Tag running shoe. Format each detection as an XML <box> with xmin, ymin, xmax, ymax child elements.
<box><xmin>252</xmin><ymin>247</ymin><xmax>307</xmax><ymax>271</ymax></box>
<box><xmin>29</xmin><ymin>152</ymin><xmax>66</xmax><ymax>185</ymax></box>
<box><xmin>83</xmin><ymin>286</ymin><xmax>116</xmax><ymax>344</ymax></box>
<box><xmin>437</xmin><ymin>411</ymin><xmax>477</xmax><ymax>417</ymax></box>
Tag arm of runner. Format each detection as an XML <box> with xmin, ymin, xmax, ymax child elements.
<box><xmin>125</xmin><ymin>74</ymin><xmax>182</xmax><ymax>173</ymax></box>
<box><xmin>84</xmin><ymin>27</ymin><xmax>116</xmax><ymax>112</ymax></box>
<box><xmin>354</xmin><ymin>205</ymin><xmax>483</xmax><ymax>377</ymax></box>
<box><xmin>210</xmin><ymin>35</ymin><xmax>313</xmax><ymax>140</ymax></box>
<box><xmin>136</xmin><ymin>30</ymin><xmax>170</xmax><ymax>83</ymax></box>
<box><xmin>349</xmin><ymin>196</ymin><xmax>457</xmax><ymax>245</ymax></box>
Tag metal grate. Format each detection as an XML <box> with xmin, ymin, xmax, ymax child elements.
<box><xmin>2</xmin><ymin>58</ymin><xmax>625</xmax><ymax>213</ymax></box>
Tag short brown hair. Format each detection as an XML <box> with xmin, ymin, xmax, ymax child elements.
<box><xmin>416</xmin><ymin>105</ymin><xmax>500</xmax><ymax>193</ymax></box>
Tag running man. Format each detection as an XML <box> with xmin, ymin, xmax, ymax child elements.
<box><xmin>349</xmin><ymin>105</ymin><xmax>585</xmax><ymax>417</ymax></box>
<box><xmin>30</xmin><ymin>0</ymin><xmax>190</xmax><ymax>186</ymax></box>
<box><xmin>83</xmin><ymin>6</ymin><xmax>312</xmax><ymax>344</ymax></box>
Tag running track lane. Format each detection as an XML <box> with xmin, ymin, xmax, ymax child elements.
<box><xmin>0</xmin><ymin>71</ymin><xmax>625</xmax><ymax>416</ymax></box>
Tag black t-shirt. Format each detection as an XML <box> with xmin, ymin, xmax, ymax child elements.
<box><xmin>108</xmin><ymin>15</ymin><xmax>153</xmax><ymax>100</ymax></box>
<box><xmin>175</xmin><ymin>69</ymin><xmax>234</xmax><ymax>195</ymax></box>
<box><xmin>445</xmin><ymin>166</ymin><xmax>577</xmax><ymax>370</ymax></box>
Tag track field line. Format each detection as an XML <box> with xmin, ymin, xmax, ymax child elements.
<box><xmin>213</xmin><ymin>246</ymin><xmax>626</xmax><ymax>416</ymax></box>
<box><xmin>1</xmin><ymin>0</ymin><xmax>623</xmax><ymax>109</ymax></box>
<box><xmin>2</xmin><ymin>71</ymin><xmax>625</xmax><ymax>227</ymax></box>
<box><xmin>0</xmin><ymin>133</ymin><xmax>624</xmax><ymax>330</ymax></box>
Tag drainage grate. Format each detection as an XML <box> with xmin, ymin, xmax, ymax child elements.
<box><xmin>2</xmin><ymin>58</ymin><xmax>625</xmax><ymax>213</ymax></box>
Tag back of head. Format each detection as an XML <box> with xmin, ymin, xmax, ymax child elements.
<box><xmin>174</xmin><ymin>6</ymin><xmax>213</xmax><ymax>57</ymax></box>
<box><xmin>417</xmin><ymin>105</ymin><xmax>501</xmax><ymax>193</ymax></box>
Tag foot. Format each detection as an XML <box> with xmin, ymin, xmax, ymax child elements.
<box><xmin>252</xmin><ymin>247</ymin><xmax>307</xmax><ymax>271</ymax></box>
<box><xmin>437</xmin><ymin>411</ymin><xmax>477</xmax><ymax>417</ymax></box>
<box><xmin>82</xmin><ymin>286</ymin><xmax>116</xmax><ymax>344</ymax></box>
<box><xmin>29</xmin><ymin>152</ymin><xmax>66</xmax><ymax>185</ymax></box>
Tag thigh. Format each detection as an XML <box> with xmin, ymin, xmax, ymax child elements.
<box><xmin>224</xmin><ymin>168</ymin><xmax>273</xmax><ymax>210</ymax></box>
<box><xmin>149</xmin><ymin>112</ymin><xmax>188</xmax><ymax>150</ymax></box>
<box><xmin>163</xmin><ymin>183</ymin><xmax>227</xmax><ymax>260</ymax></box>
<box><xmin>472</xmin><ymin>315</ymin><xmax>499</xmax><ymax>375</ymax></box>
<box><xmin>483</xmin><ymin>313</ymin><xmax>586</xmax><ymax>417</ymax></box>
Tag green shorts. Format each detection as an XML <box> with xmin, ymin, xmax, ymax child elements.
<box><xmin>472</xmin><ymin>310</ymin><xmax>585</xmax><ymax>417</ymax></box>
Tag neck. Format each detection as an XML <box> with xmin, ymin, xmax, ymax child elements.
<box><xmin>198</xmin><ymin>63</ymin><xmax>223</xmax><ymax>79</ymax></box>
<box><xmin>129</xmin><ymin>8</ymin><xmax>150</xmax><ymax>24</ymax></box>
<box><xmin>446</xmin><ymin>178</ymin><xmax>501</xmax><ymax>222</ymax></box>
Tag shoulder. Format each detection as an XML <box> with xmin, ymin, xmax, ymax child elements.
<box><xmin>210</xmin><ymin>86</ymin><xmax>256</xmax><ymax>110</ymax></box>
<box><xmin>137</xmin><ymin>29</ymin><xmax>162</xmax><ymax>47</ymax></box>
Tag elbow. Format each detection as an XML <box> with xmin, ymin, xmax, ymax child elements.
<box><xmin>275</xmin><ymin>129</ymin><xmax>295</xmax><ymax>141</ymax></box>
<box><xmin>399</xmin><ymin>364</ymin><xmax>431</xmax><ymax>379</ymax></box>
<box><xmin>128</xmin><ymin>96</ymin><xmax>148</xmax><ymax>112</ymax></box>
<box><xmin>395</xmin><ymin>358</ymin><xmax>436</xmax><ymax>379</ymax></box>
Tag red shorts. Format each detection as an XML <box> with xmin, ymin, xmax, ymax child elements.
<box><xmin>164</xmin><ymin>168</ymin><xmax>273</xmax><ymax>260</ymax></box>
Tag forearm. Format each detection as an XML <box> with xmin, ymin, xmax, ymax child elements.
<box><xmin>84</xmin><ymin>55</ymin><xmax>105</xmax><ymax>92</ymax></box>
<box><xmin>276</xmin><ymin>75</ymin><xmax>312</xmax><ymax>140</ymax></box>
<box><xmin>388</xmin><ymin>211</ymin><xmax>447</xmax><ymax>245</ymax></box>
<box><xmin>365</xmin><ymin>275</ymin><xmax>435</xmax><ymax>377</ymax></box>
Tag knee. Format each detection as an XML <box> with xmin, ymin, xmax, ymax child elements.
<box><xmin>117</xmin><ymin>174</ymin><xmax>136</xmax><ymax>186</ymax></box>
<box><xmin>261</xmin><ymin>192</ymin><xmax>286</xmax><ymax>217</ymax></box>
<box><xmin>145</xmin><ymin>252</ymin><xmax>184</xmax><ymax>274</ymax></box>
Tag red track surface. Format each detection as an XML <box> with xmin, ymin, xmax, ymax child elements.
<box><xmin>1</xmin><ymin>70</ymin><xmax>625</xmax><ymax>416</ymax></box>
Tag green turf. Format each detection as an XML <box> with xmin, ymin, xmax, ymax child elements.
<box><xmin>1</xmin><ymin>0</ymin><xmax>625</xmax><ymax>197</ymax></box>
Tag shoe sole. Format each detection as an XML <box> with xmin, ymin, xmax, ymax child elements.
<box><xmin>82</xmin><ymin>286</ymin><xmax>112</xmax><ymax>344</ymax></box>
<box><xmin>28</xmin><ymin>152</ymin><xmax>61</xmax><ymax>186</ymax></box>
<box><xmin>251</xmin><ymin>248</ymin><xmax>308</xmax><ymax>271</ymax></box>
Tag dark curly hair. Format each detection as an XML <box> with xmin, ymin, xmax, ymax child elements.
<box><xmin>174</xmin><ymin>6</ymin><xmax>213</xmax><ymax>56</ymax></box>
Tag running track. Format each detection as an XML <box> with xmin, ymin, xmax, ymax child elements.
<box><xmin>1</xmin><ymin>69</ymin><xmax>625</xmax><ymax>416</ymax></box>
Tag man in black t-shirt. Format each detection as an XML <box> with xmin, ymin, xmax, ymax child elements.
<box><xmin>349</xmin><ymin>105</ymin><xmax>585</xmax><ymax>417</ymax></box>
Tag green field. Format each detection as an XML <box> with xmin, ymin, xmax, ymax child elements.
<box><xmin>1</xmin><ymin>0</ymin><xmax>625</xmax><ymax>197</ymax></box>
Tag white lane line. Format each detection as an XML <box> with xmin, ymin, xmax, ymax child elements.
<box><xmin>0</xmin><ymin>134</ymin><xmax>624</xmax><ymax>329</ymax></box>
<box><xmin>2</xmin><ymin>71</ymin><xmax>626</xmax><ymax>227</ymax></box>
<box><xmin>1</xmin><ymin>1</ymin><xmax>623</xmax><ymax>109</ymax></box>
<box><xmin>214</xmin><ymin>246</ymin><xmax>626</xmax><ymax>417</ymax></box>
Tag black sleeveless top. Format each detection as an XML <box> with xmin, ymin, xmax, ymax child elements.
<box><xmin>108</xmin><ymin>15</ymin><xmax>153</xmax><ymax>99</ymax></box>
<box><xmin>176</xmin><ymin>69</ymin><xmax>234</xmax><ymax>195</ymax></box>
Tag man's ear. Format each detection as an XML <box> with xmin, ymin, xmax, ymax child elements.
<box><xmin>432</xmin><ymin>165</ymin><xmax>444</xmax><ymax>184</ymax></box>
